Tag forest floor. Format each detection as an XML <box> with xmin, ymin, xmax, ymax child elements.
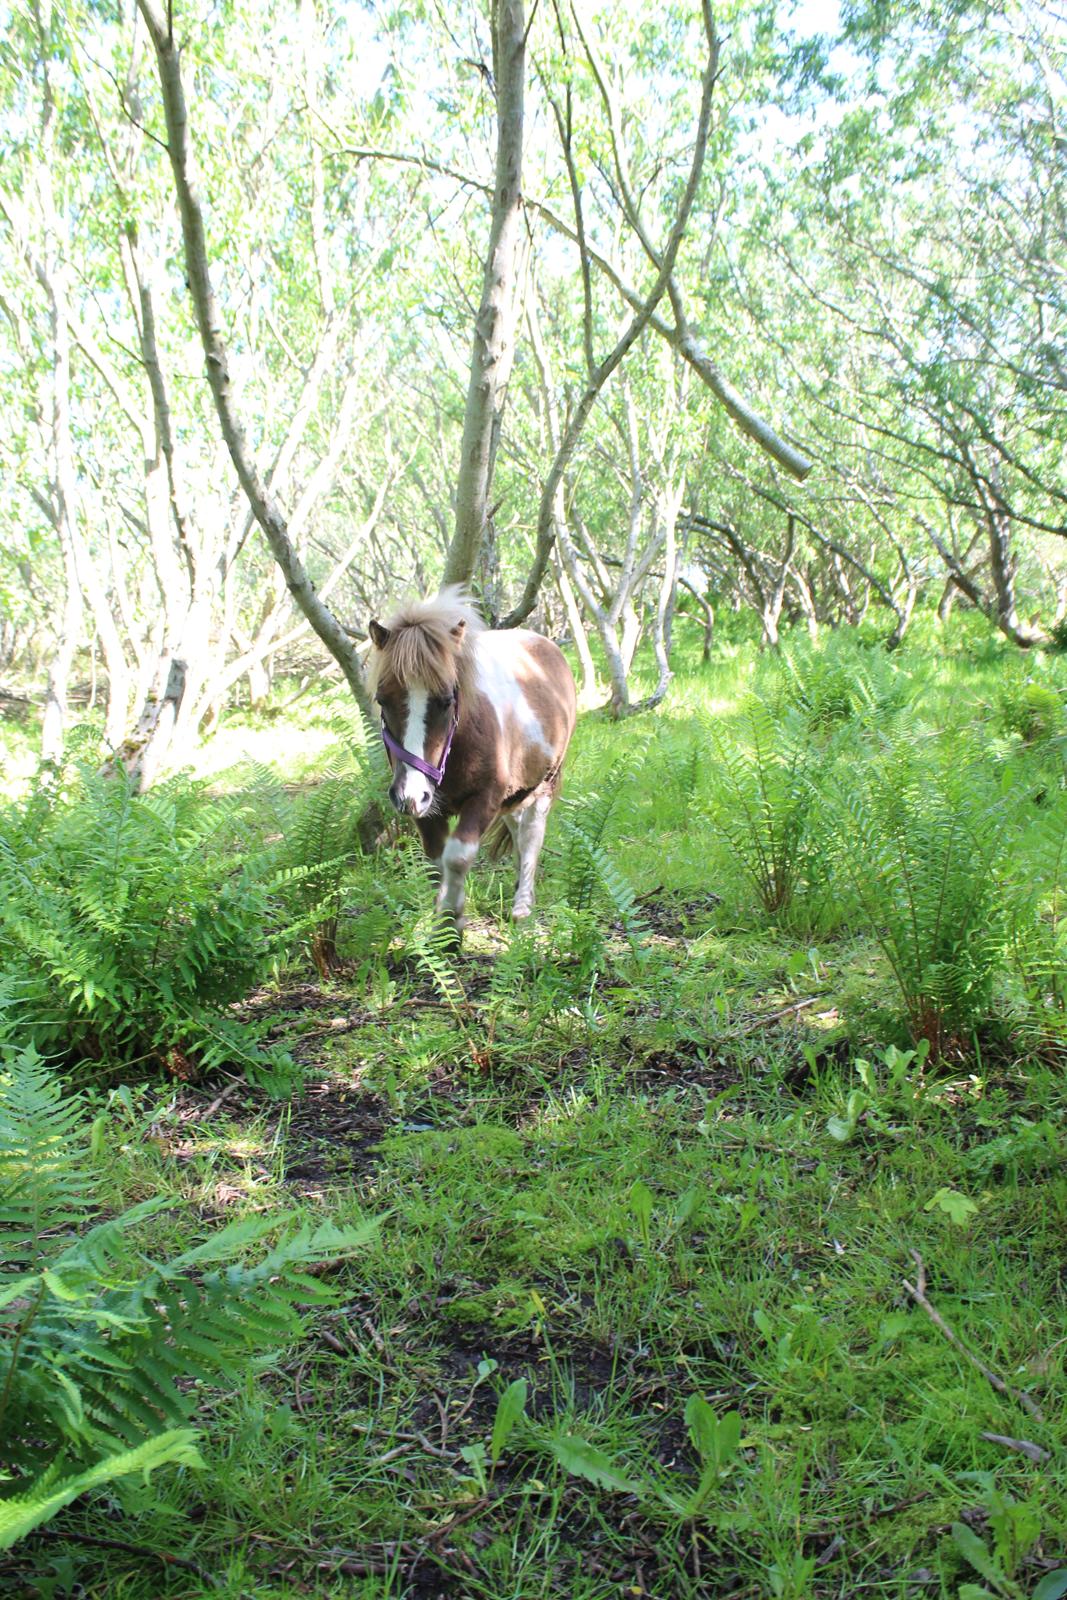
<box><xmin>6</xmin><ymin>622</ymin><xmax>1067</xmax><ymax>1599</ymax></box>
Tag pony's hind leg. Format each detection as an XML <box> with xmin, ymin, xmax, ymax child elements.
<box><xmin>512</xmin><ymin>793</ymin><xmax>552</xmax><ymax>920</ymax></box>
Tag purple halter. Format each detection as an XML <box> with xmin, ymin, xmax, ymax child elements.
<box><xmin>381</xmin><ymin>693</ymin><xmax>460</xmax><ymax>786</ymax></box>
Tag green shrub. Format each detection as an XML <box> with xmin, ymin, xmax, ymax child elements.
<box><xmin>703</xmin><ymin>697</ymin><xmax>831</xmax><ymax>926</ymax></box>
<box><xmin>1047</xmin><ymin>617</ymin><xmax>1067</xmax><ymax>656</ymax></box>
<box><xmin>0</xmin><ymin>1044</ymin><xmax>377</xmax><ymax>1549</ymax></box>
<box><xmin>828</xmin><ymin>742</ymin><xmax>1007</xmax><ymax>1057</ymax></box>
<box><xmin>556</xmin><ymin>758</ymin><xmax>649</xmax><ymax>955</ymax></box>
<box><xmin>1007</xmin><ymin>792</ymin><xmax>1067</xmax><ymax>1048</ymax></box>
<box><xmin>0</xmin><ymin>768</ymin><xmax>290</xmax><ymax>1079</ymax></box>
<box><xmin>777</xmin><ymin>639</ymin><xmax>915</xmax><ymax>732</ymax></box>
<box><xmin>273</xmin><ymin>746</ymin><xmax>378</xmax><ymax>975</ymax></box>
<box><xmin>999</xmin><ymin>681</ymin><xmax>1065</xmax><ymax>745</ymax></box>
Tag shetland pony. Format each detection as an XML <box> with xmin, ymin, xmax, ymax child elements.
<box><xmin>367</xmin><ymin>587</ymin><xmax>577</xmax><ymax>928</ymax></box>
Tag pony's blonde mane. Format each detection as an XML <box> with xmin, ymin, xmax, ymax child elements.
<box><xmin>367</xmin><ymin>584</ymin><xmax>484</xmax><ymax>697</ymax></box>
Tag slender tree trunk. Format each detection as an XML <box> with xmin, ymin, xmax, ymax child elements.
<box><xmin>679</xmin><ymin>576</ymin><xmax>714</xmax><ymax>660</ymax></box>
<box><xmin>886</xmin><ymin>571</ymin><xmax>918</xmax><ymax>648</ymax></box>
<box><xmin>500</xmin><ymin>3</ymin><xmax>720</xmax><ymax>627</ymax></box>
<box><xmin>937</xmin><ymin>575</ymin><xmax>959</xmax><ymax>623</ymax></box>
<box><xmin>41</xmin><ymin>534</ymin><xmax>83</xmax><ymax>765</ymax></box>
<box><xmin>986</xmin><ymin>495</ymin><xmax>1045</xmax><ymax>647</ymax></box>
<box><xmin>553</xmin><ymin>554</ymin><xmax>599</xmax><ymax>707</ymax></box>
<box><xmin>791</xmin><ymin>566</ymin><xmax>820</xmax><ymax>643</ymax></box>
<box><xmin>632</xmin><ymin>487</ymin><xmax>681</xmax><ymax>713</ymax></box>
<box><xmin>137</xmin><ymin>0</ymin><xmax>374</xmax><ymax>723</ymax></box>
<box><xmin>444</xmin><ymin>0</ymin><xmax>526</xmax><ymax>589</ymax></box>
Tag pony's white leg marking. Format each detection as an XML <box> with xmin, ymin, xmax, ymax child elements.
<box><xmin>436</xmin><ymin>834</ymin><xmax>479</xmax><ymax>923</ymax></box>
<box><xmin>396</xmin><ymin>688</ymin><xmax>433</xmax><ymax>814</ymax></box>
<box><xmin>512</xmin><ymin>794</ymin><xmax>552</xmax><ymax>919</ymax></box>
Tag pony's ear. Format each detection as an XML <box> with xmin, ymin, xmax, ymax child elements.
<box><xmin>369</xmin><ymin>619</ymin><xmax>391</xmax><ymax>650</ymax></box>
<box><xmin>450</xmin><ymin>619</ymin><xmax>467</xmax><ymax>643</ymax></box>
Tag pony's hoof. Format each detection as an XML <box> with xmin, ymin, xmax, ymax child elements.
<box><xmin>511</xmin><ymin>901</ymin><xmax>534</xmax><ymax>922</ymax></box>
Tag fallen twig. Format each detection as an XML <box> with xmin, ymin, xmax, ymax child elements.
<box><xmin>29</xmin><ymin>1528</ymin><xmax>228</xmax><ymax>1590</ymax></box>
<box><xmin>980</xmin><ymin>1431</ymin><xmax>1050</xmax><ymax>1463</ymax></box>
<box><xmin>732</xmin><ymin>997</ymin><xmax>818</xmax><ymax>1035</ymax></box>
<box><xmin>193</xmin><ymin>1077</ymin><xmax>246</xmax><ymax>1121</ymax></box>
<box><xmin>902</xmin><ymin>1251</ymin><xmax>1044</xmax><ymax>1423</ymax></box>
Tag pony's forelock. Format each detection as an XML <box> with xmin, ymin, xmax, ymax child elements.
<box><xmin>367</xmin><ymin>585</ymin><xmax>483</xmax><ymax>697</ymax></box>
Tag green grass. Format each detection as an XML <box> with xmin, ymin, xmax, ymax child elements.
<box><xmin>3</xmin><ymin>615</ymin><xmax>1067</xmax><ymax>1599</ymax></box>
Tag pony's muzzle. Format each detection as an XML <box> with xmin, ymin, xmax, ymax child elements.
<box><xmin>389</xmin><ymin>775</ymin><xmax>433</xmax><ymax>818</ymax></box>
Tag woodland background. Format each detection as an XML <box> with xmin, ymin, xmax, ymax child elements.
<box><xmin>1</xmin><ymin>0</ymin><xmax>1063</xmax><ymax>773</ymax></box>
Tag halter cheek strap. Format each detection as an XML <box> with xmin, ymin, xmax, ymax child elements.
<box><xmin>381</xmin><ymin>693</ymin><xmax>459</xmax><ymax>786</ymax></box>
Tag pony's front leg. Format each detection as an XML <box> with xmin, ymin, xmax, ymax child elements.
<box><xmin>415</xmin><ymin>816</ymin><xmax>449</xmax><ymax>882</ymax></box>
<box><xmin>435</xmin><ymin>800</ymin><xmax>495</xmax><ymax>934</ymax></box>
<box><xmin>511</xmin><ymin>793</ymin><xmax>553</xmax><ymax>920</ymax></box>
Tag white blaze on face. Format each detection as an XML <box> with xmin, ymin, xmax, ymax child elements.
<box><xmin>396</xmin><ymin>686</ymin><xmax>434</xmax><ymax>813</ymax></box>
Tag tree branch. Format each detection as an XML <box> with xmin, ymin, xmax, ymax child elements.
<box><xmin>135</xmin><ymin>0</ymin><xmax>373</xmax><ymax>718</ymax></box>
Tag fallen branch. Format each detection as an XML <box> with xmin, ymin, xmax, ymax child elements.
<box><xmin>733</xmin><ymin>996</ymin><xmax>818</xmax><ymax>1035</ymax></box>
<box><xmin>902</xmin><ymin>1251</ymin><xmax>1044</xmax><ymax>1423</ymax></box>
<box><xmin>28</xmin><ymin>1528</ymin><xmax>226</xmax><ymax>1590</ymax></box>
<box><xmin>979</xmin><ymin>1431</ymin><xmax>1050</xmax><ymax>1464</ymax></box>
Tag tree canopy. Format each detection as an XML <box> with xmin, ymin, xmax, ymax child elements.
<box><xmin>0</xmin><ymin>0</ymin><xmax>1063</xmax><ymax>763</ymax></box>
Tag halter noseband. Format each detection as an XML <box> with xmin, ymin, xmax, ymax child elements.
<box><xmin>381</xmin><ymin>692</ymin><xmax>459</xmax><ymax>787</ymax></box>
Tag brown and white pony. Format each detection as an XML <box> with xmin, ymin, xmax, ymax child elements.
<box><xmin>367</xmin><ymin>587</ymin><xmax>577</xmax><ymax>928</ymax></box>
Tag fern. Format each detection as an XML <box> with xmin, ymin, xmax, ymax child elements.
<box><xmin>777</xmin><ymin>639</ymin><xmax>914</xmax><ymax>733</ymax></box>
<box><xmin>556</xmin><ymin>788</ymin><xmax>650</xmax><ymax>958</ymax></box>
<box><xmin>0</xmin><ymin>1045</ymin><xmax>378</xmax><ymax>1546</ymax></box>
<box><xmin>0</xmin><ymin>1431</ymin><xmax>205</xmax><ymax>1552</ymax></box>
<box><xmin>407</xmin><ymin>908</ymin><xmax>469</xmax><ymax>1015</ymax></box>
<box><xmin>0</xmin><ymin>766</ymin><xmax>288</xmax><ymax>1077</ymax></box>
<box><xmin>558</xmin><ymin>754</ymin><xmax>645</xmax><ymax>918</ymax></box>
<box><xmin>703</xmin><ymin>696</ymin><xmax>830</xmax><ymax>923</ymax></box>
<box><xmin>1007</xmin><ymin>792</ymin><xmax>1067</xmax><ymax>1045</ymax></box>
<box><xmin>269</xmin><ymin>745</ymin><xmax>379</xmax><ymax>975</ymax></box>
<box><xmin>0</xmin><ymin>1046</ymin><xmax>91</xmax><ymax>1263</ymax></box>
<box><xmin>827</xmin><ymin>740</ymin><xmax>1007</xmax><ymax>1056</ymax></box>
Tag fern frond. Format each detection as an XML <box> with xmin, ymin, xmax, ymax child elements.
<box><xmin>0</xmin><ymin>1046</ymin><xmax>92</xmax><ymax>1263</ymax></box>
<box><xmin>1</xmin><ymin>1050</ymin><xmax>381</xmax><ymax>1538</ymax></box>
<box><xmin>558</xmin><ymin>817</ymin><xmax>649</xmax><ymax>955</ymax></box>
<box><xmin>0</xmin><ymin>1431</ymin><xmax>205</xmax><ymax>1552</ymax></box>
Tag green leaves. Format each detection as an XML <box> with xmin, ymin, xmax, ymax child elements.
<box><xmin>953</xmin><ymin>1522</ymin><xmax>1010</xmax><ymax>1593</ymax></box>
<box><xmin>0</xmin><ymin>770</ymin><xmax>293</xmax><ymax>1079</ymax></box>
<box><xmin>826</xmin><ymin>1088</ymin><xmax>868</xmax><ymax>1143</ymax></box>
<box><xmin>629</xmin><ymin>1179</ymin><xmax>654</xmax><ymax>1248</ymax></box>
<box><xmin>703</xmin><ymin>695</ymin><xmax>827</xmax><ymax>925</ymax></box>
<box><xmin>826</xmin><ymin>740</ymin><xmax>1007</xmax><ymax>1056</ymax></box>
<box><xmin>545</xmin><ymin>1432</ymin><xmax>641</xmax><ymax>1495</ymax></box>
<box><xmin>0</xmin><ymin>1431</ymin><xmax>205</xmax><ymax>1552</ymax></box>
<box><xmin>0</xmin><ymin>1047</ymin><xmax>380</xmax><ymax>1546</ymax></box>
<box><xmin>0</xmin><ymin>1045</ymin><xmax>92</xmax><ymax>1262</ymax></box>
<box><xmin>925</xmin><ymin>1187</ymin><xmax>980</xmax><ymax>1226</ymax></box>
<box><xmin>683</xmin><ymin>1397</ymin><xmax>743</xmax><ymax>1514</ymax></box>
<box><xmin>490</xmin><ymin>1378</ymin><xmax>528</xmax><ymax>1466</ymax></box>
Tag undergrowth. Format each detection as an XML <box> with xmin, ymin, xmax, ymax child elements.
<box><xmin>3</xmin><ymin>616</ymin><xmax>1067</xmax><ymax>1596</ymax></box>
